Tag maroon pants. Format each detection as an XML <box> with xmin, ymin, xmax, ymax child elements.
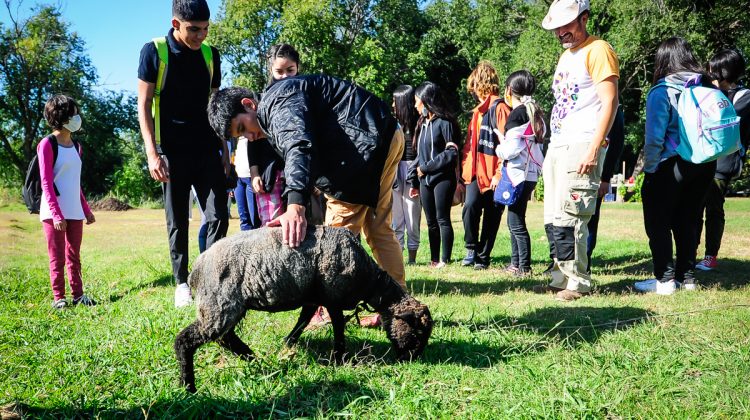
<box><xmin>42</xmin><ymin>219</ymin><xmax>84</xmax><ymax>301</ymax></box>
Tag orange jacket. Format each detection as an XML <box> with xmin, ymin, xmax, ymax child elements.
<box><xmin>460</xmin><ymin>95</ymin><xmax>511</xmax><ymax>193</ymax></box>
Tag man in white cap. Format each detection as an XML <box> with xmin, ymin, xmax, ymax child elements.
<box><xmin>537</xmin><ymin>0</ymin><xmax>619</xmax><ymax>301</ymax></box>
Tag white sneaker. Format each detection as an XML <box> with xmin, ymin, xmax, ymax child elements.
<box><xmin>683</xmin><ymin>282</ymin><xmax>698</xmax><ymax>291</ymax></box>
<box><xmin>656</xmin><ymin>279</ymin><xmax>678</xmax><ymax>295</ymax></box>
<box><xmin>174</xmin><ymin>283</ymin><xmax>193</xmax><ymax>307</ymax></box>
<box><xmin>634</xmin><ymin>279</ymin><xmax>658</xmax><ymax>293</ymax></box>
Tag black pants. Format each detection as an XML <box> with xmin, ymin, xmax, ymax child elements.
<box><xmin>585</xmin><ymin>194</ymin><xmax>605</xmax><ymax>273</ymax></box>
<box><xmin>421</xmin><ymin>178</ymin><xmax>455</xmax><ymax>263</ymax></box>
<box><xmin>642</xmin><ymin>157</ymin><xmax>715</xmax><ymax>282</ymax></box>
<box><xmin>163</xmin><ymin>153</ymin><xmax>229</xmax><ymax>284</ymax></box>
<box><xmin>507</xmin><ymin>181</ymin><xmax>536</xmax><ymax>271</ymax></box>
<box><xmin>697</xmin><ymin>177</ymin><xmax>729</xmax><ymax>257</ymax></box>
<box><xmin>462</xmin><ymin>180</ymin><xmax>504</xmax><ymax>265</ymax></box>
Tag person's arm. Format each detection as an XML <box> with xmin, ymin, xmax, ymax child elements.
<box><xmin>250</xmin><ymin>165</ymin><xmax>265</xmax><ymax>193</ymax></box>
<box><xmin>643</xmin><ymin>87</ymin><xmax>671</xmax><ymax>173</ymax></box>
<box><xmin>578</xmin><ymin>76</ymin><xmax>618</xmax><ymax>175</ymax></box>
<box><xmin>137</xmin><ymin>79</ymin><xmax>168</xmax><ymax>182</ymax></box>
<box><xmin>267</xmin><ymin>89</ymin><xmax>315</xmax><ymax>247</ymax></box>
<box><xmin>37</xmin><ymin>139</ymin><xmax>65</xmax><ymax>228</ymax></box>
<box><xmin>492</xmin><ymin>103</ymin><xmax>512</xmax><ymax>184</ymax></box>
<box><xmin>420</xmin><ymin>121</ymin><xmax>458</xmax><ymax>174</ymax></box>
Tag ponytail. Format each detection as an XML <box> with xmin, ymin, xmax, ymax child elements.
<box><xmin>521</xmin><ymin>97</ymin><xmax>546</xmax><ymax>144</ymax></box>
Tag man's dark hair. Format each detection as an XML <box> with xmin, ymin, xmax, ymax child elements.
<box><xmin>652</xmin><ymin>37</ymin><xmax>704</xmax><ymax>84</ymax></box>
<box><xmin>708</xmin><ymin>48</ymin><xmax>746</xmax><ymax>85</ymax></box>
<box><xmin>173</xmin><ymin>0</ymin><xmax>210</xmax><ymax>21</ymax></box>
<box><xmin>44</xmin><ymin>94</ymin><xmax>79</xmax><ymax>130</ymax></box>
<box><xmin>208</xmin><ymin>87</ymin><xmax>259</xmax><ymax>141</ymax></box>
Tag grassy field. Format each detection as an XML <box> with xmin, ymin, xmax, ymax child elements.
<box><xmin>1</xmin><ymin>198</ymin><xmax>749</xmax><ymax>418</ymax></box>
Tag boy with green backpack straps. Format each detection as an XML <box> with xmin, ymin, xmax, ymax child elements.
<box><xmin>137</xmin><ymin>0</ymin><xmax>228</xmax><ymax>308</ymax></box>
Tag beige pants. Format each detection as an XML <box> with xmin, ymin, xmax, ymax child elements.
<box><xmin>325</xmin><ymin>129</ymin><xmax>406</xmax><ymax>287</ymax></box>
<box><xmin>543</xmin><ymin>142</ymin><xmax>606</xmax><ymax>292</ymax></box>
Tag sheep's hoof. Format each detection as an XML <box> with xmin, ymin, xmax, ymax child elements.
<box><xmin>278</xmin><ymin>345</ymin><xmax>297</xmax><ymax>361</ymax></box>
<box><xmin>184</xmin><ymin>383</ymin><xmax>197</xmax><ymax>394</ymax></box>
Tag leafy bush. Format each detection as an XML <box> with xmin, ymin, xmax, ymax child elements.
<box><xmin>108</xmin><ymin>132</ymin><xmax>161</xmax><ymax>206</ymax></box>
<box><xmin>618</xmin><ymin>172</ymin><xmax>645</xmax><ymax>202</ymax></box>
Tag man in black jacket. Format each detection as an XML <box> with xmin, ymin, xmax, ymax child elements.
<box><xmin>208</xmin><ymin>76</ymin><xmax>406</xmax><ymax>292</ymax></box>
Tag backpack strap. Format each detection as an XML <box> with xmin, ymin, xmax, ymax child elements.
<box><xmin>151</xmin><ymin>37</ymin><xmax>214</xmax><ymax>146</ymax></box>
<box><xmin>152</xmin><ymin>37</ymin><xmax>169</xmax><ymax>146</ymax></box>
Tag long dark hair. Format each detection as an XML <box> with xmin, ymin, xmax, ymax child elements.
<box><xmin>414</xmin><ymin>81</ymin><xmax>460</xmax><ymax>145</ymax></box>
<box><xmin>652</xmin><ymin>37</ymin><xmax>704</xmax><ymax>84</ymax></box>
<box><xmin>708</xmin><ymin>48</ymin><xmax>746</xmax><ymax>85</ymax></box>
<box><xmin>267</xmin><ymin>43</ymin><xmax>300</xmax><ymax>84</ymax></box>
<box><xmin>393</xmin><ymin>85</ymin><xmax>418</xmax><ymax>151</ymax></box>
<box><xmin>505</xmin><ymin>70</ymin><xmax>546</xmax><ymax>143</ymax></box>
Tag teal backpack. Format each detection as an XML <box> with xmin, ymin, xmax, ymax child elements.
<box><xmin>655</xmin><ymin>78</ymin><xmax>741</xmax><ymax>163</ymax></box>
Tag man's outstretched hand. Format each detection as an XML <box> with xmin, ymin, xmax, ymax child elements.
<box><xmin>278</xmin><ymin>203</ymin><xmax>307</xmax><ymax>248</ymax></box>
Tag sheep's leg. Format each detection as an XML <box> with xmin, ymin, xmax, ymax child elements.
<box><xmin>175</xmin><ymin>322</ymin><xmax>213</xmax><ymax>393</ymax></box>
<box><xmin>328</xmin><ymin>308</ymin><xmax>346</xmax><ymax>364</ymax></box>
<box><xmin>284</xmin><ymin>305</ymin><xmax>318</xmax><ymax>346</ymax></box>
<box><xmin>217</xmin><ymin>329</ymin><xmax>255</xmax><ymax>361</ymax></box>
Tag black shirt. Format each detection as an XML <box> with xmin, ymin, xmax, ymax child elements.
<box><xmin>138</xmin><ymin>29</ymin><xmax>222</xmax><ymax>155</ymax></box>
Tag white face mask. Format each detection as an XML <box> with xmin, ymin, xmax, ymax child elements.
<box><xmin>63</xmin><ymin>114</ymin><xmax>82</xmax><ymax>132</ymax></box>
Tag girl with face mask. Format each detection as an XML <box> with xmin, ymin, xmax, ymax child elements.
<box><xmin>37</xmin><ymin>94</ymin><xmax>97</xmax><ymax>309</ymax></box>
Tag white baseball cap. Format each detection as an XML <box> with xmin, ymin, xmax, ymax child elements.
<box><xmin>541</xmin><ymin>0</ymin><xmax>590</xmax><ymax>30</ymax></box>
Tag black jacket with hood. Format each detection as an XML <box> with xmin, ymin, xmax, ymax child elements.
<box><xmin>257</xmin><ymin>75</ymin><xmax>398</xmax><ymax>207</ymax></box>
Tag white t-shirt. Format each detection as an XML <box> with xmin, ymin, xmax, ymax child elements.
<box><xmin>40</xmin><ymin>144</ymin><xmax>85</xmax><ymax>221</ymax></box>
<box><xmin>550</xmin><ymin>36</ymin><xmax>619</xmax><ymax>145</ymax></box>
<box><xmin>234</xmin><ymin>136</ymin><xmax>251</xmax><ymax>178</ymax></box>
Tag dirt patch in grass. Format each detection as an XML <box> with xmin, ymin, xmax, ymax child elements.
<box><xmin>91</xmin><ymin>197</ymin><xmax>132</xmax><ymax>211</ymax></box>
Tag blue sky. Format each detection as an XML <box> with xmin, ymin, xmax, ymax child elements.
<box><xmin>0</xmin><ymin>0</ymin><xmax>222</xmax><ymax>95</ymax></box>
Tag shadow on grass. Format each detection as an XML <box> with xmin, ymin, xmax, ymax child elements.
<box><xmin>108</xmin><ymin>274</ymin><xmax>173</xmax><ymax>303</ymax></box>
<box><xmin>514</xmin><ymin>305</ymin><xmax>655</xmax><ymax>344</ymax></box>
<box><xmin>5</xmin><ymin>378</ymin><xmax>379</xmax><ymax>418</ymax></box>
<box><xmin>408</xmin><ymin>275</ymin><xmax>542</xmax><ymax>297</ymax></box>
<box><xmin>596</xmin><ymin>258</ymin><xmax>750</xmax><ymax>294</ymax></box>
<box><xmin>297</xmin><ymin>305</ymin><xmax>653</xmax><ymax>369</ymax></box>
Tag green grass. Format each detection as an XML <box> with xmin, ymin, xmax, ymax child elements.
<box><xmin>2</xmin><ymin>199</ymin><xmax>750</xmax><ymax>418</ymax></box>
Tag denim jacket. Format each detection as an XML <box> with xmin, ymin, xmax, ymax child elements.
<box><xmin>644</xmin><ymin>72</ymin><xmax>705</xmax><ymax>173</ymax></box>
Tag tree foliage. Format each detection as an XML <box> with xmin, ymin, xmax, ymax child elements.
<box><xmin>213</xmin><ymin>0</ymin><xmax>750</xmax><ymax>177</ymax></box>
<box><xmin>0</xmin><ymin>2</ymin><xmax>138</xmax><ymax>196</ymax></box>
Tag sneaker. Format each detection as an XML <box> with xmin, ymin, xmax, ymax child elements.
<box><xmin>474</xmin><ymin>263</ymin><xmax>488</xmax><ymax>270</ymax></box>
<box><xmin>683</xmin><ymin>282</ymin><xmax>698</xmax><ymax>291</ymax></box>
<box><xmin>655</xmin><ymin>279</ymin><xmax>678</xmax><ymax>295</ymax></box>
<box><xmin>504</xmin><ymin>265</ymin><xmax>520</xmax><ymax>275</ymax></box>
<box><xmin>73</xmin><ymin>294</ymin><xmax>97</xmax><ymax>306</ymax></box>
<box><xmin>52</xmin><ymin>299</ymin><xmax>67</xmax><ymax>310</ymax></box>
<box><xmin>305</xmin><ymin>307</ymin><xmax>331</xmax><ymax>330</ymax></box>
<box><xmin>532</xmin><ymin>284</ymin><xmax>564</xmax><ymax>294</ymax></box>
<box><xmin>359</xmin><ymin>314</ymin><xmax>381</xmax><ymax>328</ymax></box>
<box><xmin>430</xmin><ymin>261</ymin><xmax>447</xmax><ymax>269</ymax></box>
<box><xmin>634</xmin><ymin>279</ymin><xmax>658</xmax><ymax>293</ymax></box>
<box><xmin>461</xmin><ymin>250</ymin><xmax>476</xmax><ymax>267</ymax></box>
<box><xmin>174</xmin><ymin>283</ymin><xmax>193</xmax><ymax>308</ymax></box>
<box><xmin>555</xmin><ymin>289</ymin><xmax>589</xmax><ymax>302</ymax></box>
<box><xmin>695</xmin><ymin>255</ymin><xmax>717</xmax><ymax>271</ymax></box>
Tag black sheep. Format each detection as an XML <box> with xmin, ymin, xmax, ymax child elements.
<box><xmin>175</xmin><ymin>226</ymin><xmax>433</xmax><ymax>393</ymax></box>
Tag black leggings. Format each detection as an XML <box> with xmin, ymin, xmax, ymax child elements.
<box><xmin>642</xmin><ymin>156</ymin><xmax>715</xmax><ymax>281</ymax></box>
<box><xmin>420</xmin><ymin>178</ymin><xmax>456</xmax><ymax>263</ymax></box>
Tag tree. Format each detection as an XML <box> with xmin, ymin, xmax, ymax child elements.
<box><xmin>0</xmin><ymin>3</ymin><xmax>95</xmax><ymax>183</ymax></box>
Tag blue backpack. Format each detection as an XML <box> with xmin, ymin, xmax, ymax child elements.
<box><xmin>655</xmin><ymin>79</ymin><xmax>741</xmax><ymax>163</ymax></box>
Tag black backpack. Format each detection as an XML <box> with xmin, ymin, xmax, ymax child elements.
<box><xmin>22</xmin><ymin>135</ymin><xmax>80</xmax><ymax>214</ymax></box>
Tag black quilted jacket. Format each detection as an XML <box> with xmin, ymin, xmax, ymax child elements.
<box><xmin>257</xmin><ymin>75</ymin><xmax>398</xmax><ymax>207</ymax></box>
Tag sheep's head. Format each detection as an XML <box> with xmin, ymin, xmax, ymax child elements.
<box><xmin>382</xmin><ymin>297</ymin><xmax>432</xmax><ymax>360</ymax></box>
